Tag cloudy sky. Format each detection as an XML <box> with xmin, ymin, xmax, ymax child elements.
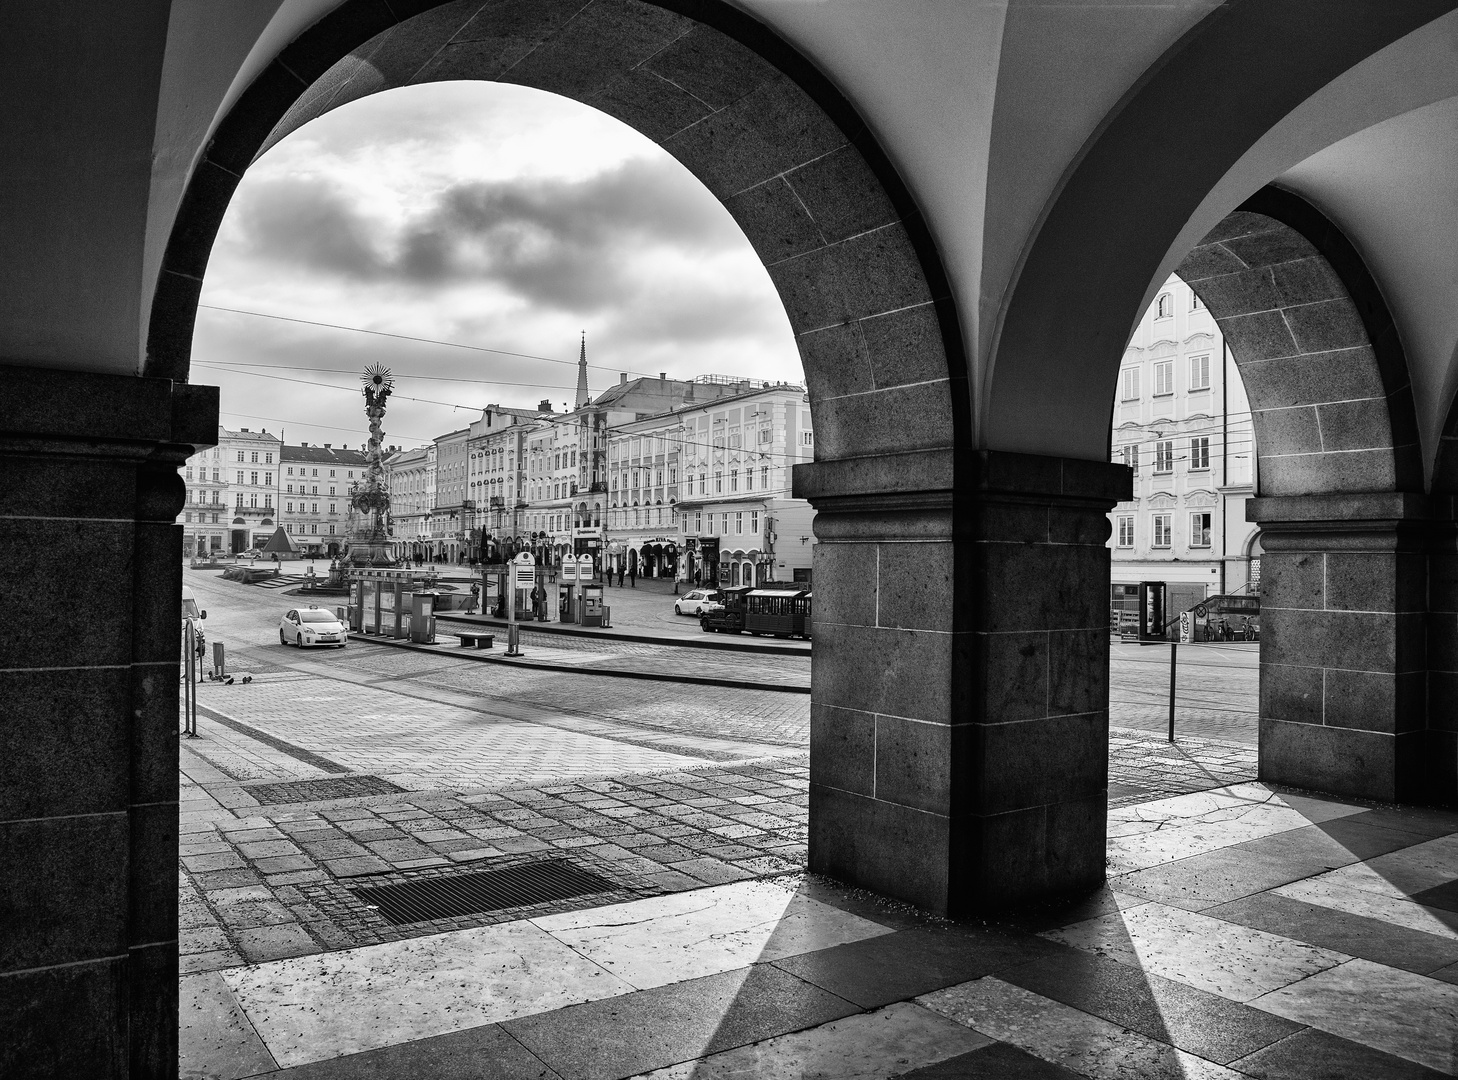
<box><xmin>194</xmin><ymin>81</ymin><xmax>803</xmax><ymax>449</ymax></box>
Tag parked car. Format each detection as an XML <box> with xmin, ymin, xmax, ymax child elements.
<box><xmin>279</xmin><ymin>606</ymin><xmax>348</xmax><ymax>648</ymax></box>
<box><xmin>675</xmin><ymin>589</ymin><xmax>723</xmax><ymax>616</ymax></box>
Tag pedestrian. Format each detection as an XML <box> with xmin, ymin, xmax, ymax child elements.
<box><xmin>617</xmin><ymin>563</ymin><xmax>625</xmax><ymax>587</ymax></box>
<box><xmin>629</xmin><ymin>563</ymin><xmax>636</xmax><ymax>588</ymax></box>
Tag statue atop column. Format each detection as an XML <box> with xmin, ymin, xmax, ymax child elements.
<box><xmin>346</xmin><ymin>363</ymin><xmax>395</xmax><ymax>566</ymax></box>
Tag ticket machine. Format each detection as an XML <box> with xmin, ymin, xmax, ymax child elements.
<box><xmin>581</xmin><ymin>583</ymin><xmax>604</xmax><ymax>627</ymax></box>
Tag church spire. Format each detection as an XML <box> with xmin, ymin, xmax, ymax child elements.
<box><xmin>574</xmin><ymin>331</ymin><xmax>590</xmax><ymax>409</ymax></box>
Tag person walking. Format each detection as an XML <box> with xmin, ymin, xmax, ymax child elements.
<box><xmin>629</xmin><ymin>563</ymin><xmax>636</xmax><ymax>588</ymax></box>
<box><xmin>617</xmin><ymin>563</ymin><xmax>625</xmax><ymax>587</ymax></box>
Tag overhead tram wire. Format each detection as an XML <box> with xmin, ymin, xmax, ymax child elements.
<box><xmin>196</xmin><ymin>304</ymin><xmax>645</xmax><ymax>378</ymax></box>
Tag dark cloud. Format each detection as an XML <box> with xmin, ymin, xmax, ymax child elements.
<box><xmin>235</xmin><ymin>156</ymin><xmax>745</xmax><ymax>312</ymax></box>
<box><xmin>235</xmin><ymin>178</ymin><xmax>384</xmax><ymax>278</ymax></box>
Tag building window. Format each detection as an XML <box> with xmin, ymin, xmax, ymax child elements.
<box><xmin>287</xmin><ymin>502</ymin><xmax>293</xmax><ymax>513</ymax></box>
<box><xmin>185</xmin><ymin>467</ymin><xmax>193</xmax><ymax>479</ymax></box>
<box><xmin>721</xmin><ymin>513</ymin><xmax>729</xmax><ymax>533</ymax></box>
<box><xmin>1190</xmin><ymin>512</ymin><xmax>1212</xmax><ymax>548</ymax></box>
<box><xmin>730</xmin><ymin>469</ymin><xmax>738</xmax><ymax>492</ymax></box>
<box><xmin>1190</xmin><ymin>436</ymin><xmax>1210</xmax><ymax>471</ymax></box>
<box><xmin>1189</xmin><ymin>353</ymin><xmax>1211</xmax><ymax>391</ymax></box>
<box><xmin>735</xmin><ymin>512</ymin><xmax>743</xmax><ymax>534</ymax></box>
<box><xmin>1156</xmin><ymin>293</ymin><xmax>1172</xmax><ymax>318</ymax></box>
<box><xmin>1121</xmin><ymin>445</ymin><xmax>1138</xmax><ymax>471</ymax></box>
<box><xmin>286</xmin><ymin>484</ymin><xmax>293</xmax><ymax>494</ymax></box>
<box><xmin>311</xmin><ymin>503</ymin><xmax>318</xmax><ymax>514</ymax></box>
<box><xmin>237</xmin><ymin>452</ymin><xmax>244</xmax><ymax>462</ymax></box>
<box><xmin>699</xmin><ymin>474</ymin><xmax>706</xmax><ymax>495</ymax></box>
<box><xmin>1121</xmin><ymin>368</ymin><xmax>1140</xmax><ymax>401</ymax></box>
<box><xmin>265</xmin><ymin>453</ymin><xmax>273</xmax><ymax>464</ymax></box>
<box><xmin>1152</xmin><ymin>514</ymin><xmax>1172</xmax><ymax>547</ymax></box>
<box><xmin>311</xmin><ymin>486</ymin><xmax>318</xmax><ymax>495</ymax></box>
<box><xmin>184</xmin><ymin>512</ymin><xmax>192</xmax><ymax>523</ymax></box>
<box><xmin>235</xmin><ymin>494</ymin><xmax>243</xmax><ymax>508</ymax></box>
<box><xmin>695</xmin><ymin>512</ymin><xmax>702</xmax><ymax>533</ymax></box>
<box><xmin>287</xmin><ymin>467</ymin><xmax>294</xmax><ymax>476</ymax></box>
<box><xmin>312</xmin><ymin>469</ymin><xmax>318</xmax><ymax>477</ymax></box>
<box><xmin>1154</xmin><ymin>441</ymin><xmax>1174</xmax><ymax>473</ymax></box>
<box><xmin>329</xmin><ymin>524</ymin><xmax>336</xmax><ymax>535</ymax></box>
<box><xmin>329</xmin><ymin>504</ymin><xmax>336</xmax><ymax>514</ymax></box>
<box><xmin>761</xmin><ymin>466</ymin><xmax>769</xmax><ymax>488</ymax></box>
<box><xmin>801</xmin><ymin>431</ymin><xmax>814</xmax><ymax>446</ymax></box>
<box><xmin>1191</xmin><ymin>292</ymin><xmax>1202</xmax><ymax>310</ymax></box>
<box><xmin>236</xmin><ymin>471</ymin><xmax>244</xmax><ymax>484</ymax></box>
<box><xmin>264</xmin><ymin>473</ymin><xmax>272</xmax><ymax>486</ymax></box>
<box><xmin>249</xmin><ymin>494</ymin><xmax>257</xmax><ymax>508</ymax></box>
<box><xmin>750</xmin><ymin>511</ymin><xmax>759</xmax><ymax>534</ymax></box>
<box><xmin>250</xmin><ymin>452</ymin><xmax>258</xmax><ymax>464</ymax></box>
<box><xmin>714</xmin><ymin>472</ymin><xmax>723</xmax><ymax>493</ymax></box>
<box><xmin>1116</xmin><ymin>515</ymin><xmax>1134</xmax><ymax>548</ymax></box>
<box><xmin>1154</xmin><ymin>361</ymin><xmax>1174</xmax><ymax>396</ymax></box>
<box><xmin>311</xmin><ymin>524</ymin><xmax>318</xmax><ymax>534</ymax></box>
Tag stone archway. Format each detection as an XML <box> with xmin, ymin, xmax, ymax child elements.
<box><xmin>1173</xmin><ymin>187</ymin><xmax>1429</xmax><ymax>801</ymax></box>
<box><xmin>146</xmin><ymin>0</ymin><xmax>1020</xmax><ymax>915</ymax></box>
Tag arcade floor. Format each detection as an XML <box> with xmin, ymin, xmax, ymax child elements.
<box><xmin>183</xmin><ymin>780</ymin><xmax>1458</xmax><ymax>1079</ymax></box>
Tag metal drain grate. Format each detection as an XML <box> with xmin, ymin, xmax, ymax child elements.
<box><xmin>246</xmin><ymin>775</ymin><xmax>404</xmax><ymax>805</ymax></box>
<box><xmin>353</xmin><ymin>859</ymin><xmax>616</xmax><ymax>925</ymax></box>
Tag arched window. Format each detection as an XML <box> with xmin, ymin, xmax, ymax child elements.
<box><xmin>1156</xmin><ymin>293</ymin><xmax>1173</xmax><ymax>318</ymax></box>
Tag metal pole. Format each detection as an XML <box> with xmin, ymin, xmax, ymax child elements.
<box><xmin>1167</xmin><ymin>642</ymin><xmax>1177</xmax><ymax>742</ymax></box>
<box><xmin>183</xmin><ymin>622</ymin><xmax>198</xmax><ymax>738</ymax></box>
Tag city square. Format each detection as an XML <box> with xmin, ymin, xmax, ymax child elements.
<box><xmin>6</xmin><ymin>3</ymin><xmax>1458</xmax><ymax>1078</ymax></box>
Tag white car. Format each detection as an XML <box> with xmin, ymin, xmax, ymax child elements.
<box><xmin>280</xmin><ymin>607</ymin><xmax>349</xmax><ymax>648</ymax></box>
<box><xmin>675</xmin><ymin>589</ymin><xmax>724</xmax><ymax>616</ymax></box>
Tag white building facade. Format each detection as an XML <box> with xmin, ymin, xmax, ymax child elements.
<box><xmin>602</xmin><ymin>382</ymin><xmax>816</xmax><ymax>586</ymax></box>
<box><xmin>177</xmin><ymin>427</ymin><xmax>281</xmax><ymax>556</ymax></box>
<box><xmin>1109</xmin><ymin>274</ymin><xmax>1259</xmax><ymax>617</ymax></box>
<box><xmin>279</xmin><ymin>443</ymin><xmax>369</xmax><ymax>557</ymax></box>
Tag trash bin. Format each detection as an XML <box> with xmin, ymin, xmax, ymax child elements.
<box><xmin>409</xmin><ymin>592</ymin><xmax>437</xmax><ymax>644</ymax></box>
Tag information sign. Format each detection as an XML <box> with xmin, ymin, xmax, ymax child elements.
<box><xmin>561</xmin><ymin>559</ymin><xmax>578</xmax><ymax>583</ymax></box>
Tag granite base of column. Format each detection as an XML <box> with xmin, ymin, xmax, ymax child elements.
<box><xmin>797</xmin><ymin>449</ymin><xmax>1129</xmax><ymax>915</ymax></box>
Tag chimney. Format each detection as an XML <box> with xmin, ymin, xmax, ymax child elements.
<box><xmin>659</xmin><ymin>373</ymin><xmax>666</xmax><ymax>382</ymax></box>
<box><xmin>300</xmin><ymin>441</ymin><xmax>307</xmax><ymax>447</ymax></box>
<box><xmin>240</xmin><ymin>427</ymin><xmax>249</xmax><ymax>432</ymax></box>
<box><xmin>324</xmin><ymin>443</ymin><xmax>331</xmax><ymax>449</ymax></box>
<box><xmin>539</xmin><ymin>399</ymin><xmax>553</xmax><ymax>412</ymax></box>
<box><xmin>620</xmin><ymin>373</ymin><xmax>627</xmax><ymax>385</ymax></box>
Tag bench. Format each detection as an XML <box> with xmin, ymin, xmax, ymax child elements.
<box><xmin>458</xmin><ymin>632</ymin><xmax>495</xmax><ymax>649</ymax></box>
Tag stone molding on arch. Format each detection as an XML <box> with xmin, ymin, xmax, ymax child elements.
<box><xmin>1175</xmin><ymin>186</ymin><xmax>1421</xmax><ymax>496</ymax></box>
<box><xmin>145</xmin><ymin>0</ymin><xmax>970</xmax><ymax>472</ymax></box>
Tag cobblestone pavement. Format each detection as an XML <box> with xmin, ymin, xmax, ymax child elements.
<box><xmin>179</xmin><ymin>716</ymin><xmax>1256</xmax><ymax>977</ymax></box>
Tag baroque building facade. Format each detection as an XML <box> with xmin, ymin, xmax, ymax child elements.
<box><xmin>1108</xmin><ymin>275</ymin><xmax>1259</xmax><ymax>620</ymax></box>
<box><xmin>177</xmin><ymin>427</ymin><xmax>281</xmax><ymax>556</ymax></box>
<box><xmin>279</xmin><ymin>442</ymin><xmax>370</xmax><ymax>557</ymax></box>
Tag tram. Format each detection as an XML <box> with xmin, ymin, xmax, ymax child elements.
<box><xmin>700</xmin><ymin>586</ymin><xmax>812</xmax><ymax>640</ymax></box>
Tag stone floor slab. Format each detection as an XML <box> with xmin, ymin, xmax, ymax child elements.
<box><xmin>1275</xmin><ymin>863</ymin><xmax>1458</xmax><ymax>942</ymax></box>
<box><xmin>893</xmin><ymin>1040</ymin><xmax>1086</xmax><ymax>1079</ymax></box>
<box><xmin>532</xmin><ymin>878</ymin><xmax>894</xmax><ymax>990</ymax></box>
<box><xmin>624</xmin><ymin>1001</ymin><xmax>991</xmax><ymax>1079</ymax></box>
<box><xmin>1230</xmin><ymin>1027</ymin><xmax>1452</xmax><ymax>1080</ymax></box>
<box><xmin>770</xmin><ymin>926</ymin><xmax>1062</xmax><ymax>1009</ymax></box>
<box><xmin>918</xmin><ymin>976</ymin><xmax>1248</xmax><ymax>1080</ymax></box>
<box><xmin>222</xmin><ymin>919</ymin><xmax>636</xmax><ymax>1068</ymax></box>
<box><xmin>501</xmin><ymin>964</ymin><xmax>859</xmax><ymax>1080</ymax></box>
<box><xmin>1206</xmin><ymin>892</ymin><xmax>1458</xmax><ymax>977</ymax></box>
<box><xmin>1044</xmin><ymin>900</ymin><xmax>1349</xmax><ymax>1002</ymax></box>
<box><xmin>260</xmin><ymin>1022</ymin><xmax>562</xmax><ymax>1079</ymax></box>
<box><xmin>1250</xmin><ymin>957</ymin><xmax>1458</xmax><ymax>1074</ymax></box>
<box><xmin>179</xmin><ymin>970</ymin><xmax>277</xmax><ymax>1080</ymax></box>
<box><xmin>998</xmin><ymin>945</ymin><xmax>1304</xmax><ymax>1063</ymax></box>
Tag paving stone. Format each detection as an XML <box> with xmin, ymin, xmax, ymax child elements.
<box><xmin>234</xmin><ymin>922</ymin><xmax>321</xmax><ymax>963</ymax></box>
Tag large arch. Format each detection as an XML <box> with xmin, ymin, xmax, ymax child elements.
<box><xmin>1168</xmin><ymin>188</ymin><xmax>1431</xmax><ymax>801</ymax></box>
<box><xmin>148</xmin><ymin>0</ymin><xmax>1058</xmax><ymax>918</ymax></box>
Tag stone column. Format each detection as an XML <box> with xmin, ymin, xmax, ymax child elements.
<box><xmin>1249</xmin><ymin>493</ymin><xmax>1431</xmax><ymax>803</ymax></box>
<box><xmin>1430</xmin><ymin>500</ymin><xmax>1458</xmax><ymax>804</ymax></box>
<box><xmin>797</xmin><ymin>450</ymin><xmax>1129</xmax><ymax>916</ymax></box>
<box><xmin>0</xmin><ymin>364</ymin><xmax>217</xmax><ymax>1077</ymax></box>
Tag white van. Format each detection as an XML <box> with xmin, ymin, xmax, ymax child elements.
<box><xmin>182</xmin><ymin>585</ymin><xmax>207</xmax><ymax>640</ymax></box>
